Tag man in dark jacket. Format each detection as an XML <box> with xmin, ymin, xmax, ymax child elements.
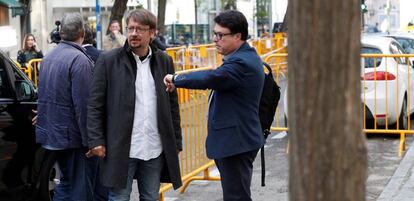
<box><xmin>164</xmin><ymin>10</ymin><xmax>265</xmax><ymax>201</ymax></box>
<box><xmin>83</xmin><ymin>24</ymin><xmax>101</xmax><ymax>63</ymax></box>
<box><xmin>36</xmin><ymin>13</ymin><xmax>96</xmax><ymax>200</ymax></box>
<box><xmin>86</xmin><ymin>8</ymin><xmax>182</xmax><ymax>201</ymax></box>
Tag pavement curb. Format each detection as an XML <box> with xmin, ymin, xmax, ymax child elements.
<box><xmin>377</xmin><ymin>141</ymin><xmax>414</xmax><ymax>201</ymax></box>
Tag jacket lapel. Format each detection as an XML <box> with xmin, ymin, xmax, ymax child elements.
<box><xmin>149</xmin><ymin>48</ymin><xmax>164</xmax><ymax>98</ymax></box>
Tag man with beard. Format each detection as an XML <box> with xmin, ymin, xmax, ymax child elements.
<box><xmin>86</xmin><ymin>8</ymin><xmax>182</xmax><ymax>201</ymax></box>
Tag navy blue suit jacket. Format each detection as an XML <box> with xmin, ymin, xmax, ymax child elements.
<box><xmin>174</xmin><ymin>42</ymin><xmax>265</xmax><ymax>159</ymax></box>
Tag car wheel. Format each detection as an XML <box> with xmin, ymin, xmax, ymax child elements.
<box><xmin>38</xmin><ymin>152</ymin><xmax>60</xmax><ymax>201</ymax></box>
<box><xmin>399</xmin><ymin>97</ymin><xmax>408</xmax><ymax>130</ymax></box>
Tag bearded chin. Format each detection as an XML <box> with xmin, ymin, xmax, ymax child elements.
<box><xmin>131</xmin><ymin>44</ymin><xmax>142</xmax><ymax>49</ymax></box>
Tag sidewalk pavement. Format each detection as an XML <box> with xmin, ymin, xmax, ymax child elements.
<box><xmin>377</xmin><ymin>141</ymin><xmax>414</xmax><ymax>201</ymax></box>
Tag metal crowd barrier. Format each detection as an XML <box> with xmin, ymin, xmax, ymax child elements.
<box><xmin>15</xmin><ymin>59</ymin><xmax>42</xmax><ymax>86</ymax></box>
<box><xmin>361</xmin><ymin>53</ymin><xmax>414</xmax><ymax>156</ymax></box>
<box><xmin>159</xmin><ymin>54</ymin><xmax>288</xmax><ymax>199</ymax></box>
<box><xmin>159</xmin><ymin>71</ymin><xmax>221</xmax><ymax>199</ymax></box>
<box><xmin>264</xmin><ymin>53</ymin><xmax>414</xmax><ymax>157</ymax></box>
<box><xmin>249</xmin><ymin>32</ymin><xmax>287</xmax><ymax>55</ymax></box>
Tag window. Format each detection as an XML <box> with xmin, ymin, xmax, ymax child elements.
<box><xmin>390</xmin><ymin>42</ymin><xmax>407</xmax><ymax>65</ymax></box>
<box><xmin>361</xmin><ymin>47</ymin><xmax>382</xmax><ymax>68</ymax></box>
<box><xmin>0</xmin><ymin>59</ymin><xmax>12</xmax><ymax>98</ymax></box>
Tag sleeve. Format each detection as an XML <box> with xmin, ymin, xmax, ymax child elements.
<box><xmin>167</xmin><ymin>56</ymin><xmax>183</xmax><ymax>151</ymax></box>
<box><xmin>87</xmin><ymin>56</ymin><xmax>107</xmax><ymax>148</ymax></box>
<box><xmin>71</xmin><ymin>56</ymin><xmax>93</xmax><ymax>146</ymax></box>
<box><xmin>37</xmin><ymin>51</ymin><xmax>44</xmax><ymax>58</ymax></box>
<box><xmin>116</xmin><ymin>34</ymin><xmax>126</xmax><ymax>47</ymax></box>
<box><xmin>174</xmin><ymin>58</ymin><xmax>245</xmax><ymax>91</ymax></box>
<box><xmin>17</xmin><ymin>50</ymin><xmax>25</xmax><ymax>64</ymax></box>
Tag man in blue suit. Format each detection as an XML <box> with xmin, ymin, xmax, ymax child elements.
<box><xmin>164</xmin><ymin>10</ymin><xmax>265</xmax><ymax>201</ymax></box>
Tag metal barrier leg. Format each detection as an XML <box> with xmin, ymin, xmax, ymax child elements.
<box><xmin>159</xmin><ymin>192</ymin><xmax>164</xmax><ymax>201</ymax></box>
<box><xmin>399</xmin><ymin>132</ymin><xmax>406</xmax><ymax>157</ymax></box>
<box><xmin>179</xmin><ymin>162</ymin><xmax>221</xmax><ymax>193</ymax></box>
<box><xmin>286</xmin><ymin>139</ymin><xmax>290</xmax><ymax>154</ymax></box>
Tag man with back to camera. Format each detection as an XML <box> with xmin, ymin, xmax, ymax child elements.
<box><xmin>35</xmin><ymin>13</ymin><xmax>96</xmax><ymax>200</ymax></box>
<box><xmin>103</xmin><ymin>20</ymin><xmax>127</xmax><ymax>51</ymax></box>
<box><xmin>164</xmin><ymin>10</ymin><xmax>265</xmax><ymax>201</ymax></box>
<box><xmin>86</xmin><ymin>8</ymin><xmax>182</xmax><ymax>201</ymax></box>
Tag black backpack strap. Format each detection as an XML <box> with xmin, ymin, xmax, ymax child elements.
<box><xmin>261</xmin><ymin>145</ymin><xmax>266</xmax><ymax>186</ymax></box>
<box><xmin>261</xmin><ymin>62</ymin><xmax>273</xmax><ymax>187</ymax></box>
<box><xmin>263</xmin><ymin>62</ymin><xmax>274</xmax><ymax>79</ymax></box>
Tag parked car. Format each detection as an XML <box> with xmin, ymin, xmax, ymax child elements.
<box><xmin>284</xmin><ymin>36</ymin><xmax>413</xmax><ymax>130</ymax></box>
<box><xmin>385</xmin><ymin>34</ymin><xmax>414</xmax><ymax>65</ymax></box>
<box><xmin>361</xmin><ymin>36</ymin><xmax>414</xmax><ymax>129</ymax></box>
<box><xmin>0</xmin><ymin>50</ymin><xmax>57</xmax><ymax>201</ymax></box>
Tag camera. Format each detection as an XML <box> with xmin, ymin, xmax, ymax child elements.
<box><xmin>49</xmin><ymin>21</ymin><xmax>61</xmax><ymax>44</ymax></box>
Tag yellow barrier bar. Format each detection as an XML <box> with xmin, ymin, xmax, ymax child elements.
<box><xmin>264</xmin><ymin>53</ymin><xmax>414</xmax><ymax>159</ymax></box>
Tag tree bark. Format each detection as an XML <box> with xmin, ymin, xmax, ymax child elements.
<box><xmin>288</xmin><ymin>1</ymin><xmax>367</xmax><ymax>201</ymax></box>
<box><xmin>157</xmin><ymin>0</ymin><xmax>167</xmax><ymax>34</ymax></box>
<box><xmin>107</xmin><ymin>0</ymin><xmax>128</xmax><ymax>34</ymax></box>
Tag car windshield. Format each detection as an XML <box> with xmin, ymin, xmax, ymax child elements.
<box><xmin>394</xmin><ymin>38</ymin><xmax>414</xmax><ymax>53</ymax></box>
<box><xmin>361</xmin><ymin>47</ymin><xmax>382</xmax><ymax>68</ymax></box>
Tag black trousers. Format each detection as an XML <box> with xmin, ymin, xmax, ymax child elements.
<box><xmin>214</xmin><ymin>149</ymin><xmax>259</xmax><ymax>201</ymax></box>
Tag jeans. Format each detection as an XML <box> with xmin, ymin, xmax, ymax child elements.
<box><xmin>108</xmin><ymin>155</ymin><xmax>164</xmax><ymax>201</ymax></box>
<box><xmin>53</xmin><ymin>148</ymin><xmax>99</xmax><ymax>201</ymax></box>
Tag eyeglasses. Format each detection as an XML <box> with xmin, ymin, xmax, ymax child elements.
<box><xmin>212</xmin><ymin>31</ymin><xmax>233</xmax><ymax>40</ymax></box>
<box><xmin>127</xmin><ymin>26</ymin><xmax>150</xmax><ymax>34</ymax></box>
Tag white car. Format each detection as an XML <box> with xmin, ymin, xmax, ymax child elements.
<box><xmin>284</xmin><ymin>36</ymin><xmax>413</xmax><ymax>129</ymax></box>
<box><xmin>361</xmin><ymin>36</ymin><xmax>414</xmax><ymax>129</ymax></box>
<box><xmin>386</xmin><ymin>34</ymin><xmax>414</xmax><ymax>65</ymax></box>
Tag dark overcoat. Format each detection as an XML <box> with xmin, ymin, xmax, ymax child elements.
<box><xmin>87</xmin><ymin>42</ymin><xmax>182</xmax><ymax>189</ymax></box>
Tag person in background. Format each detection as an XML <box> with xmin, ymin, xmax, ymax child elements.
<box><xmin>17</xmin><ymin>33</ymin><xmax>43</xmax><ymax>67</ymax></box>
<box><xmin>82</xmin><ymin>23</ymin><xmax>108</xmax><ymax>201</ymax></box>
<box><xmin>152</xmin><ymin>29</ymin><xmax>167</xmax><ymax>51</ymax></box>
<box><xmin>35</xmin><ymin>13</ymin><xmax>96</xmax><ymax>201</ymax></box>
<box><xmin>164</xmin><ymin>10</ymin><xmax>265</xmax><ymax>201</ymax></box>
<box><xmin>83</xmin><ymin>24</ymin><xmax>102</xmax><ymax>63</ymax></box>
<box><xmin>102</xmin><ymin>20</ymin><xmax>126</xmax><ymax>51</ymax></box>
<box><xmin>87</xmin><ymin>8</ymin><xmax>182</xmax><ymax>201</ymax></box>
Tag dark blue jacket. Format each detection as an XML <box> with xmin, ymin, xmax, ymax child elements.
<box><xmin>36</xmin><ymin>41</ymin><xmax>93</xmax><ymax>149</ymax></box>
<box><xmin>83</xmin><ymin>44</ymin><xmax>101</xmax><ymax>63</ymax></box>
<box><xmin>174</xmin><ymin>42</ymin><xmax>265</xmax><ymax>159</ymax></box>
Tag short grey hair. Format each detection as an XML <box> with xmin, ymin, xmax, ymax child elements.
<box><xmin>60</xmin><ymin>13</ymin><xmax>84</xmax><ymax>42</ymax></box>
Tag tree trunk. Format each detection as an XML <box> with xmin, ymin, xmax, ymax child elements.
<box><xmin>157</xmin><ymin>0</ymin><xmax>167</xmax><ymax>34</ymax></box>
<box><xmin>107</xmin><ymin>0</ymin><xmax>128</xmax><ymax>34</ymax></box>
<box><xmin>288</xmin><ymin>1</ymin><xmax>367</xmax><ymax>201</ymax></box>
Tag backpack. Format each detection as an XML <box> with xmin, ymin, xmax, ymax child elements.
<box><xmin>259</xmin><ymin>62</ymin><xmax>281</xmax><ymax>186</ymax></box>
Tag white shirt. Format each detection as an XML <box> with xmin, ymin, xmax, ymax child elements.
<box><xmin>130</xmin><ymin>48</ymin><xmax>163</xmax><ymax>160</ymax></box>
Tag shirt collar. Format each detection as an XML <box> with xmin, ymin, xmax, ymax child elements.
<box><xmin>132</xmin><ymin>46</ymin><xmax>152</xmax><ymax>63</ymax></box>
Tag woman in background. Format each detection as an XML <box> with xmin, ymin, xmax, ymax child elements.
<box><xmin>17</xmin><ymin>33</ymin><xmax>43</xmax><ymax>67</ymax></box>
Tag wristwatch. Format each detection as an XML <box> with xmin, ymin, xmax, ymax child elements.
<box><xmin>172</xmin><ymin>74</ymin><xmax>176</xmax><ymax>83</ymax></box>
